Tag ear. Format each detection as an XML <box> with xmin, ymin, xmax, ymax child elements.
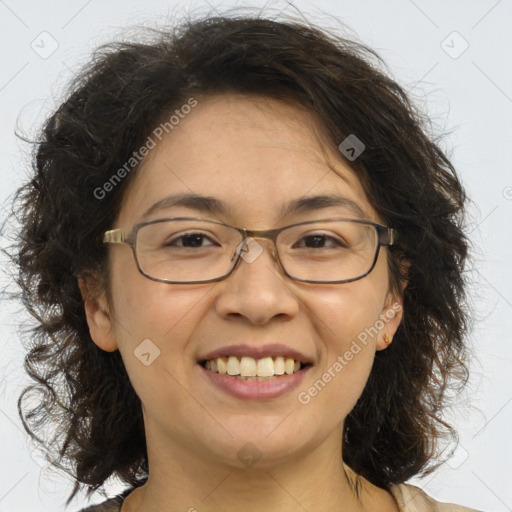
<box><xmin>375</xmin><ymin>291</ymin><xmax>405</xmax><ymax>351</ymax></box>
<box><xmin>375</xmin><ymin>257</ymin><xmax>409</xmax><ymax>350</ymax></box>
<box><xmin>77</xmin><ymin>275</ymin><xmax>118</xmax><ymax>352</ymax></box>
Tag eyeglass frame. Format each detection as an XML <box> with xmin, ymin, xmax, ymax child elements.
<box><xmin>102</xmin><ymin>216</ymin><xmax>396</xmax><ymax>285</ymax></box>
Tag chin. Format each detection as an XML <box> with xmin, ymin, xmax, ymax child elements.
<box><xmin>196</xmin><ymin>417</ymin><xmax>315</xmax><ymax>469</ymax></box>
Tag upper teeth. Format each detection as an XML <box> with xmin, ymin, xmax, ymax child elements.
<box><xmin>204</xmin><ymin>356</ymin><xmax>301</xmax><ymax>377</ymax></box>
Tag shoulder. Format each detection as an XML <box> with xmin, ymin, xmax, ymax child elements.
<box><xmin>75</xmin><ymin>487</ymin><xmax>134</xmax><ymax>512</ymax></box>
<box><xmin>389</xmin><ymin>482</ymin><xmax>484</xmax><ymax>512</ymax></box>
<box><xmin>75</xmin><ymin>496</ymin><xmax>122</xmax><ymax>512</ymax></box>
<box><xmin>74</xmin><ymin>481</ymin><xmax>144</xmax><ymax>512</ymax></box>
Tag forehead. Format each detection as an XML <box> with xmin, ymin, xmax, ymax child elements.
<box><xmin>116</xmin><ymin>94</ymin><xmax>378</xmax><ymax>227</ymax></box>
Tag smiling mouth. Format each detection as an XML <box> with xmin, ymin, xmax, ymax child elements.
<box><xmin>199</xmin><ymin>356</ymin><xmax>312</xmax><ymax>381</ymax></box>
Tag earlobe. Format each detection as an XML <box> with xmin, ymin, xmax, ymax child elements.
<box><xmin>375</xmin><ymin>259</ymin><xmax>408</xmax><ymax>350</ymax></box>
<box><xmin>77</xmin><ymin>276</ymin><xmax>119</xmax><ymax>352</ymax></box>
<box><xmin>376</xmin><ymin>295</ymin><xmax>404</xmax><ymax>351</ymax></box>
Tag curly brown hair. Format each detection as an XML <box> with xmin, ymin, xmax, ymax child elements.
<box><xmin>5</xmin><ymin>10</ymin><xmax>471</xmax><ymax>508</ymax></box>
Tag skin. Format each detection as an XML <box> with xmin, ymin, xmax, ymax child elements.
<box><xmin>80</xmin><ymin>94</ymin><xmax>404</xmax><ymax>512</ymax></box>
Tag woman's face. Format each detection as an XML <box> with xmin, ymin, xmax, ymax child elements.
<box><xmin>83</xmin><ymin>94</ymin><xmax>403</xmax><ymax>469</ymax></box>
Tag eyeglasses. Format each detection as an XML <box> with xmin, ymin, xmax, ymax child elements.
<box><xmin>103</xmin><ymin>217</ymin><xmax>396</xmax><ymax>284</ymax></box>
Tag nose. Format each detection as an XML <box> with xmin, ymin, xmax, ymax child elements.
<box><xmin>214</xmin><ymin>237</ymin><xmax>301</xmax><ymax>324</ymax></box>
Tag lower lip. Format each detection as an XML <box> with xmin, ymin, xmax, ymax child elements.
<box><xmin>198</xmin><ymin>364</ymin><xmax>312</xmax><ymax>400</ymax></box>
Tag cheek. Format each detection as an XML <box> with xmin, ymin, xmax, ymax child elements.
<box><xmin>320</xmin><ymin>255</ymin><xmax>391</xmax><ymax>347</ymax></box>
<box><xmin>110</xmin><ymin>249</ymin><xmax>197</xmax><ymax>340</ymax></box>
<box><xmin>108</xmin><ymin>282</ymin><xmax>195</xmax><ymax>414</ymax></box>
<box><xmin>108</xmin><ymin>262</ymin><xmax>211</xmax><ymax>383</ymax></box>
<box><xmin>297</xmin><ymin>279</ymin><xmax>387</xmax><ymax>411</ymax></box>
<box><xmin>307</xmin><ymin>280</ymin><xmax>386</xmax><ymax>350</ymax></box>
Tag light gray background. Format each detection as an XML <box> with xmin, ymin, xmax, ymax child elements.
<box><xmin>0</xmin><ymin>1</ymin><xmax>511</xmax><ymax>511</ymax></box>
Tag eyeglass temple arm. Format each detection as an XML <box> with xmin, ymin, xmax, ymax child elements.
<box><xmin>380</xmin><ymin>227</ymin><xmax>396</xmax><ymax>246</ymax></box>
<box><xmin>103</xmin><ymin>229</ymin><xmax>125</xmax><ymax>243</ymax></box>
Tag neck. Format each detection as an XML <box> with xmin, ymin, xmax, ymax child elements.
<box><xmin>122</xmin><ymin>427</ymin><xmax>373</xmax><ymax>512</ymax></box>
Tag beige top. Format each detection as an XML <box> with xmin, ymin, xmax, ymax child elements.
<box><xmin>77</xmin><ymin>482</ymin><xmax>483</xmax><ymax>511</ymax></box>
<box><xmin>388</xmin><ymin>482</ymin><xmax>482</xmax><ymax>511</ymax></box>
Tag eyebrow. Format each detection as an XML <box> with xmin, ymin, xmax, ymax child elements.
<box><xmin>139</xmin><ymin>192</ymin><xmax>368</xmax><ymax>221</ymax></box>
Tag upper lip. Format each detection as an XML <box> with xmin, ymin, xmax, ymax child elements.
<box><xmin>199</xmin><ymin>344</ymin><xmax>314</xmax><ymax>365</ymax></box>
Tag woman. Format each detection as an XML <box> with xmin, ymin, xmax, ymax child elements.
<box><xmin>10</xmin><ymin>11</ymin><xmax>481</xmax><ymax>512</ymax></box>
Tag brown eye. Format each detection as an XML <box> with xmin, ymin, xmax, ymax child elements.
<box><xmin>294</xmin><ymin>233</ymin><xmax>347</xmax><ymax>249</ymax></box>
<box><xmin>165</xmin><ymin>232</ymin><xmax>216</xmax><ymax>248</ymax></box>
